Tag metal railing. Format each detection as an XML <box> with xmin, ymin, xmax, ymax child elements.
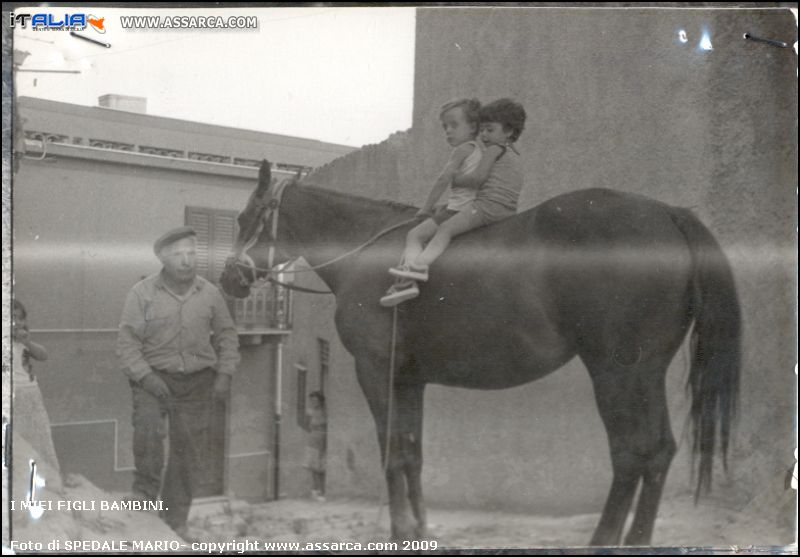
<box><xmin>23</xmin><ymin>130</ymin><xmax>313</xmax><ymax>176</ymax></box>
<box><xmin>233</xmin><ymin>283</ymin><xmax>292</xmax><ymax>331</ymax></box>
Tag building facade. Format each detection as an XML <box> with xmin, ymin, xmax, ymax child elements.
<box><xmin>12</xmin><ymin>96</ymin><xmax>354</xmax><ymax>501</ymax></box>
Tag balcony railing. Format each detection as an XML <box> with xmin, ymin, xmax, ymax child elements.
<box><xmin>23</xmin><ymin>130</ymin><xmax>314</xmax><ymax>176</ymax></box>
<box><xmin>233</xmin><ymin>282</ymin><xmax>292</xmax><ymax>332</ymax></box>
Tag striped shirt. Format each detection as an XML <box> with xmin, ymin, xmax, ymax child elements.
<box><xmin>117</xmin><ymin>272</ymin><xmax>240</xmax><ymax>382</ymax></box>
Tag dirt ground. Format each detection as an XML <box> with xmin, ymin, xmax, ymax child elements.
<box><xmin>183</xmin><ymin>488</ymin><xmax>796</xmax><ymax>552</ymax></box>
<box><xmin>5</xmin><ymin>469</ymin><xmax>795</xmax><ymax>553</ymax></box>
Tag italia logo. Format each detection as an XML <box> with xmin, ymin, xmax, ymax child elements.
<box><xmin>88</xmin><ymin>15</ymin><xmax>106</xmax><ymax>34</ymax></box>
<box><xmin>9</xmin><ymin>12</ymin><xmax>107</xmax><ymax>33</ymax></box>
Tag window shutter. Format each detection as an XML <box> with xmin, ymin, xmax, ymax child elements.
<box><xmin>186</xmin><ymin>207</ymin><xmax>212</xmax><ymax>280</ymax></box>
<box><xmin>185</xmin><ymin>207</ymin><xmax>238</xmax><ymax>284</ymax></box>
<box><xmin>212</xmin><ymin>213</ymin><xmax>237</xmax><ymax>285</ymax></box>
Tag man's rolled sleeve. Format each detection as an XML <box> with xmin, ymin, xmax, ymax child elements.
<box><xmin>117</xmin><ymin>290</ymin><xmax>153</xmax><ymax>382</ymax></box>
<box><xmin>211</xmin><ymin>292</ymin><xmax>240</xmax><ymax>376</ymax></box>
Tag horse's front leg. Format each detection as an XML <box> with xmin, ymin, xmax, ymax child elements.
<box><xmin>355</xmin><ymin>360</ymin><xmax>417</xmax><ymax>541</ymax></box>
<box><xmin>396</xmin><ymin>382</ymin><xmax>429</xmax><ymax>539</ymax></box>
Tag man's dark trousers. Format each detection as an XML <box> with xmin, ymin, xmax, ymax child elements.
<box><xmin>130</xmin><ymin>367</ymin><xmax>217</xmax><ymax>532</ymax></box>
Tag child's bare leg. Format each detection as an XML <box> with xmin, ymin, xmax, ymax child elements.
<box><xmin>415</xmin><ymin>208</ymin><xmax>485</xmax><ymax>268</ymax></box>
<box><xmin>313</xmin><ymin>471</ymin><xmax>325</xmax><ymax>494</ymax></box>
<box><xmin>309</xmin><ymin>470</ymin><xmax>317</xmax><ymax>495</ymax></box>
<box><xmin>402</xmin><ymin>219</ymin><xmax>438</xmax><ymax>266</ymax></box>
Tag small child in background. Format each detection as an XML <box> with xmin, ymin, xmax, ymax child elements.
<box><xmin>382</xmin><ymin>98</ymin><xmax>527</xmax><ymax>306</ymax></box>
<box><xmin>12</xmin><ymin>300</ymin><xmax>48</xmax><ymax>385</ymax></box>
<box><xmin>12</xmin><ymin>299</ymin><xmax>60</xmax><ymax>470</ymax></box>
<box><xmin>302</xmin><ymin>391</ymin><xmax>328</xmax><ymax>502</ymax></box>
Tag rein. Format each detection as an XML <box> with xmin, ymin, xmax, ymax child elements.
<box><xmin>265</xmin><ymin>275</ymin><xmax>333</xmax><ymax>295</ymax></box>
<box><xmin>233</xmin><ymin>178</ymin><xmax>419</xmax><ymax>288</ymax></box>
<box><xmin>282</xmin><ymin>217</ymin><xmax>418</xmax><ymax>275</ymax></box>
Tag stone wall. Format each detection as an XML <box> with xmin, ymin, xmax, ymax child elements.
<box><xmin>294</xmin><ymin>7</ymin><xmax>796</xmax><ymax>524</ymax></box>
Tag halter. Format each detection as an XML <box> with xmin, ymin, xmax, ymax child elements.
<box><xmin>238</xmin><ymin>177</ymin><xmax>293</xmax><ymax>271</ymax></box>
<box><xmin>232</xmin><ymin>178</ymin><xmax>309</xmax><ymax>291</ymax></box>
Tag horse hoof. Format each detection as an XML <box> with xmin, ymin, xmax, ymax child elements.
<box><xmin>415</xmin><ymin>525</ymin><xmax>432</xmax><ymax>540</ymax></box>
<box><xmin>391</xmin><ymin>526</ymin><xmax>417</xmax><ymax>542</ymax></box>
<box><xmin>623</xmin><ymin>531</ymin><xmax>652</xmax><ymax>546</ymax></box>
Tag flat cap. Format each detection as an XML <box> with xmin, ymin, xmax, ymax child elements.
<box><xmin>154</xmin><ymin>226</ymin><xmax>197</xmax><ymax>255</ymax></box>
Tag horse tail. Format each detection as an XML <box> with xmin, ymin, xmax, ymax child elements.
<box><xmin>669</xmin><ymin>207</ymin><xmax>741</xmax><ymax>501</ymax></box>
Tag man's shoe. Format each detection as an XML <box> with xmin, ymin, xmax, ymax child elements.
<box><xmin>380</xmin><ymin>281</ymin><xmax>420</xmax><ymax>307</ymax></box>
<box><xmin>389</xmin><ymin>264</ymin><xmax>429</xmax><ymax>282</ymax></box>
<box><xmin>172</xmin><ymin>524</ymin><xmax>199</xmax><ymax>543</ymax></box>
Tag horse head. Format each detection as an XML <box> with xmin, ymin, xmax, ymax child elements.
<box><xmin>220</xmin><ymin>160</ymin><xmax>297</xmax><ymax>298</ymax></box>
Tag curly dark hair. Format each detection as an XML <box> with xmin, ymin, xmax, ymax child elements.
<box><xmin>13</xmin><ymin>299</ymin><xmax>27</xmax><ymax>319</ymax></box>
<box><xmin>309</xmin><ymin>390</ymin><xmax>326</xmax><ymax>406</ymax></box>
<box><xmin>479</xmin><ymin>98</ymin><xmax>527</xmax><ymax>143</ymax></box>
<box><xmin>439</xmin><ymin>97</ymin><xmax>482</xmax><ymax>127</ymax></box>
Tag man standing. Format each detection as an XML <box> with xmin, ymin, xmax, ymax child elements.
<box><xmin>117</xmin><ymin>226</ymin><xmax>240</xmax><ymax>539</ymax></box>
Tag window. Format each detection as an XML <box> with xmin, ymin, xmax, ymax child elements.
<box><xmin>185</xmin><ymin>206</ymin><xmax>238</xmax><ymax>285</ymax></box>
<box><xmin>295</xmin><ymin>364</ymin><xmax>308</xmax><ymax>428</ymax></box>
<box><xmin>318</xmin><ymin>338</ymin><xmax>330</xmax><ymax>396</ymax></box>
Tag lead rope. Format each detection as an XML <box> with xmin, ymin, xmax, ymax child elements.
<box><xmin>239</xmin><ymin>218</ymin><xmax>419</xmax><ymax>277</ymax></box>
<box><xmin>287</xmin><ymin>219</ymin><xmax>417</xmax><ymax>274</ymax></box>
<box><xmin>375</xmin><ymin>305</ymin><xmax>399</xmax><ymax>534</ymax></box>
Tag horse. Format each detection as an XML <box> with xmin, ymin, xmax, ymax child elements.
<box><xmin>220</xmin><ymin>160</ymin><xmax>740</xmax><ymax>546</ymax></box>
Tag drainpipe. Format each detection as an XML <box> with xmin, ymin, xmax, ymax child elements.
<box><xmin>272</xmin><ymin>269</ymin><xmax>288</xmax><ymax>501</ymax></box>
<box><xmin>273</xmin><ymin>337</ymin><xmax>283</xmax><ymax>500</ymax></box>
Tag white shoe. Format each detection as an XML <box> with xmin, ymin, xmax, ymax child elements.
<box><xmin>388</xmin><ymin>264</ymin><xmax>429</xmax><ymax>282</ymax></box>
<box><xmin>380</xmin><ymin>281</ymin><xmax>419</xmax><ymax>307</ymax></box>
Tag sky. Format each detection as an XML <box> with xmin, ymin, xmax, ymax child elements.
<box><xmin>13</xmin><ymin>6</ymin><xmax>417</xmax><ymax>147</ymax></box>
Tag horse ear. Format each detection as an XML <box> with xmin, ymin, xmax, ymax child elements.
<box><xmin>257</xmin><ymin>160</ymin><xmax>272</xmax><ymax>196</ymax></box>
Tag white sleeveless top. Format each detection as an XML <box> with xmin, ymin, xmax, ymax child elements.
<box><xmin>447</xmin><ymin>140</ymin><xmax>482</xmax><ymax>211</ymax></box>
<box><xmin>13</xmin><ymin>340</ymin><xmax>36</xmax><ymax>388</ymax></box>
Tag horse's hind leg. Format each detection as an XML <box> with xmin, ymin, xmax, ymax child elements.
<box><xmin>623</xmin><ymin>364</ymin><xmax>676</xmax><ymax>546</ymax></box>
<box><xmin>585</xmin><ymin>356</ymin><xmax>675</xmax><ymax>546</ymax></box>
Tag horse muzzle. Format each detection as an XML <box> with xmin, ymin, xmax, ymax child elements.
<box><xmin>220</xmin><ymin>255</ymin><xmax>256</xmax><ymax>298</ymax></box>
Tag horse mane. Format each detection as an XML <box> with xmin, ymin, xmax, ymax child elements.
<box><xmin>298</xmin><ymin>182</ymin><xmax>417</xmax><ymax>215</ymax></box>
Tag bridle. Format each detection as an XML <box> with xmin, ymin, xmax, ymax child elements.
<box><xmin>238</xmin><ymin>178</ymin><xmax>292</xmax><ymax>271</ymax></box>
<box><xmin>230</xmin><ymin>177</ymin><xmax>330</xmax><ymax>293</ymax></box>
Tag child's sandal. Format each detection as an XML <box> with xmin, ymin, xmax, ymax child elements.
<box><xmin>380</xmin><ymin>280</ymin><xmax>420</xmax><ymax>307</ymax></box>
<box><xmin>388</xmin><ymin>264</ymin><xmax>429</xmax><ymax>282</ymax></box>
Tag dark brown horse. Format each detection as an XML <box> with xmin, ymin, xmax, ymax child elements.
<box><xmin>220</xmin><ymin>161</ymin><xmax>740</xmax><ymax>546</ymax></box>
